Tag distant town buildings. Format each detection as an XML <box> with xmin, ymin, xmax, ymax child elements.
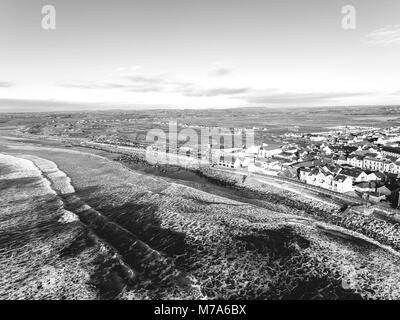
<box><xmin>208</xmin><ymin>125</ymin><xmax>400</xmax><ymax>205</ymax></box>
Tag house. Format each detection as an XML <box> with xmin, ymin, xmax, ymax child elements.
<box><xmin>254</xmin><ymin>158</ymin><xmax>281</xmax><ymax>170</ymax></box>
<box><xmin>322</xmin><ymin>145</ymin><xmax>333</xmax><ymax>155</ymax></box>
<box><xmin>347</xmin><ymin>155</ymin><xmax>364</xmax><ymax>169</ymax></box>
<box><xmin>377</xmin><ymin>185</ymin><xmax>392</xmax><ymax>197</ymax></box>
<box><xmin>299</xmin><ymin>167</ymin><xmax>334</xmax><ymax>190</ymax></box>
<box><xmin>383</xmin><ymin>160</ymin><xmax>400</xmax><ymax>174</ymax></box>
<box><xmin>283</xmin><ymin>147</ymin><xmax>298</xmax><ymax>154</ymax></box>
<box><xmin>312</xmin><ymin>171</ymin><xmax>334</xmax><ymax>190</ymax></box>
<box><xmin>218</xmin><ymin>155</ymin><xmax>241</xmax><ymax>168</ymax></box>
<box><xmin>382</xmin><ymin>146</ymin><xmax>400</xmax><ymax>158</ymax></box>
<box><xmin>310</xmin><ymin>135</ymin><xmax>327</xmax><ymax>142</ymax></box>
<box><xmin>354</xmin><ymin>182</ymin><xmax>374</xmax><ymax>193</ymax></box>
<box><xmin>258</xmin><ymin>147</ymin><xmax>282</xmax><ymax>158</ymax></box>
<box><xmin>299</xmin><ymin>167</ymin><xmax>311</xmax><ymax>183</ymax></box>
<box><xmin>333</xmin><ymin>155</ymin><xmax>347</xmax><ymax>165</ymax></box>
<box><xmin>363</xmin><ymin>157</ymin><xmax>384</xmax><ymax>171</ymax></box>
<box><xmin>332</xmin><ymin>174</ymin><xmax>354</xmax><ymax>193</ymax></box>
<box><xmin>238</xmin><ymin>156</ymin><xmax>253</xmax><ymax>168</ymax></box>
<box><xmin>339</xmin><ymin>168</ymin><xmax>368</xmax><ymax>182</ymax></box>
<box><xmin>366</xmin><ymin>172</ymin><xmax>384</xmax><ymax>182</ymax></box>
<box><xmin>273</xmin><ymin>152</ymin><xmax>297</xmax><ymax>161</ymax></box>
<box><xmin>368</xmin><ymin>192</ymin><xmax>386</xmax><ymax>203</ymax></box>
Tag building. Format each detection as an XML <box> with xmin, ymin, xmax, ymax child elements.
<box><xmin>218</xmin><ymin>155</ymin><xmax>241</xmax><ymax>168</ymax></box>
<box><xmin>376</xmin><ymin>185</ymin><xmax>392</xmax><ymax>197</ymax></box>
<box><xmin>354</xmin><ymin>182</ymin><xmax>374</xmax><ymax>193</ymax></box>
<box><xmin>299</xmin><ymin>167</ymin><xmax>311</xmax><ymax>183</ymax></box>
<box><xmin>273</xmin><ymin>152</ymin><xmax>297</xmax><ymax>162</ymax></box>
<box><xmin>258</xmin><ymin>158</ymin><xmax>282</xmax><ymax>170</ymax></box>
<box><xmin>366</xmin><ymin>172</ymin><xmax>385</xmax><ymax>182</ymax></box>
<box><xmin>383</xmin><ymin>160</ymin><xmax>400</xmax><ymax>174</ymax></box>
<box><xmin>332</xmin><ymin>175</ymin><xmax>354</xmax><ymax>193</ymax></box>
<box><xmin>339</xmin><ymin>168</ymin><xmax>368</xmax><ymax>182</ymax></box>
<box><xmin>347</xmin><ymin>155</ymin><xmax>364</xmax><ymax>169</ymax></box>
<box><xmin>363</xmin><ymin>157</ymin><xmax>384</xmax><ymax>171</ymax></box>
<box><xmin>382</xmin><ymin>146</ymin><xmax>400</xmax><ymax>158</ymax></box>
<box><xmin>300</xmin><ymin>168</ymin><xmax>334</xmax><ymax>190</ymax></box>
<box><xmin>258</xmin><ymin>147</ymin><xmax>282</xmax><ymax>158</ymax></box>
<box><xmin>368</xmin><ymin>192</ymin><xmax>386</xmax><ymax>203</ymax></box>
<box><xmin>333</xmin><ymin>155</ymin><xmax>347</xmax><ymax>165</ymax></box>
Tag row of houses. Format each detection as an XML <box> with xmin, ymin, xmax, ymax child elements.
<box><xmin>345</xmin><ymin>153</ymin><xmax>400</xmax><ymax>174</ymax></box>
<box><xmin>299</xmin><ymin>166</ymin><xmax>386</xmax><ymax>194</ymax></box>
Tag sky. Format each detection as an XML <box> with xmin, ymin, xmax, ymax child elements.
<box><xmin>0</xmin><ymin>0</ymin><xmax>400</xmax><ymax>112</ymax></box>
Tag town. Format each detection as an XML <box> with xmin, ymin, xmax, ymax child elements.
<box><xmin>13</xmin><ymin>110</ymin><xmax>400</xmax><ymax>211</ymax></box>
<box><xmin>206</xmin><ymin>125</ymin><xmax>400</xmax><ymax>208</ymax></box>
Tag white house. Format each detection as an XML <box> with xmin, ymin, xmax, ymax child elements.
<box><xmin>347</xmin><ymin>155</ymin><xmax>364</xmax><ymax>169</ymax></box>
<box><xmin>368</xmin><ymin>192</ymin><xmax>386</xmax><ymax>203</ymax></box>
<box><xmin>354</xmin><ymin>182</ymin><xmax>374</xmax><ymax>193</ymax></box>
<box><xmin>332</xmin><ymin>175</ymin><xmax>354</xmax><ymax>193</ymax></box>
<box><xmin>366</xmin><ymin>172</ymin><xmax>384</xmax><ymax>182</ymax></box>
<box><xmin>299</xmin><ymin>168</ymin><xmax>334</xmax><ymax>190</ymax></box>
<box><xmin>383</xmin><ymin>160</ymin><xmax>400</xmax><ymax>174</ymax></box>
<box><xmin>322</xmin><ymin>145</ymin><xmax>333</xmax><ymax>155</ymax></box>
<box><xmin>258</xmin><ymin>147</ymin><xmax>282</xmax><ymax>158</ymax></box>
<box><xmin>218</xmin><ymin>155</ymin><xmax>241</xmax><ymax>168</ymax></box>
<box><xmin>339</xmin><ymin>168</ymin><xmax>368</xmax><ymax>182</ymax></box>
<box><xmin>382</xmin><ymin>146</ymin><xmax>400</xmax><ymax>158</ymax></box>
<box><xmin>377</xmin><ymin>185</ymin><xmax>392</xmax><ymax>196</ymax></box>
<box><xmin>363</xmin><ymin>157</ymin><xmax>384</xmax><ymax>171</ymax></box>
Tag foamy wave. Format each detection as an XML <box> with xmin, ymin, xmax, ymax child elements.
<box><xmin>19</xmin><ymin>155</ymin><xmax>76</xmax><ymax>195</ymax></box>
<box><xmin>58</xmin><ymin>209</ymin><xmax>80</xmax><ymax>223</ymax></box>
<box><xmin>0</xmin><ymin>153</ymin><xmax>57</xmax><ymax>201</ymax></box>
<box><xmin>0</xmin><ymin>153</ymin><xmax>79</xmax><ymax>224</ymax></box>
<box><xmin>315</xmin><ymin>222</ymin><xmax>400</xmax><ymax>257</ymax></box>
<box><xmin>0</xmin><ymin>153</ymin><xmax>44</xmax><ymax>180</ymax></box>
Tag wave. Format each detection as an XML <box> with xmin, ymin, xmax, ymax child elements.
<box><xmin>0</xmin><ymin>153</ymin><xmax>79</xmax><ymax>224</ymax></box>
<box><xmin>1</xmin><ymin>153</ymin><xmax>204</xmax><ymax>299</ymax></box>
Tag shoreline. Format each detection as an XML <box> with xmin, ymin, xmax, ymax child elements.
<box><xmin>3</xmin><ymin>131</ymin><xmax>400</xmax><ymax>256</ymax></box>
<box><xmin>93</xmin><ymin>149</ymin><xmax>400</xmax><ymax>257</ymax></box>
<box><xmin>3</xmin><ymin>135</ymin><xmax>400</xmax><ymax>299</ymax></box>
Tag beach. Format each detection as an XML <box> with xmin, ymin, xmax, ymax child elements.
<box><xmin>1</xmin><ymin>135</ymin><xmax>400</xmax><ymax>299</ymax></box>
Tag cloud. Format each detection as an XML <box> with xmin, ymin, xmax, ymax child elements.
<box><xmin>125</xmin><ymin>74</ymin><xmax>168</xmax><ymax>84</ymax></box>
<box><xmin>208</xmin><ymin>63</ymin><xmax>234</xmax><ymax>76</ymax></box>
<box><xmin>58</xmin><ymin>76</ymin><xmax>168</xmax><ymax>93</ymax></box>
<box><xmin>178</xmin><ymin>86</ymin><xmax>250</xmax><ymax>97</ymax></box>
<box><xmin>58</xmin><ymin>71</ymin><xmax>248</xmax><ymax>97</ymax></box>
<box><xmin>242</xmin><ymin>91</ymin><xmax>372</xmax><ymax>105</ymax></box>
<box><xmin>58</xmin><ymin>80</ymin><xmax>165</xmax><ymax>93</ymax></box>
<box><xmin>365</xmin><ymin>25</ymin><xmax>400</xmax><ymax>45</ymax></box>
<box><xmin>59</xmin><ymin>71</ymin><xmax>367</xmax><ymax>104</ymax></box>
<box><xmin>0</xmin><ymin>81</ymin><xmax>14</xmax><ymax>88</ymax></box>
<box><xmin>209</xmin><ymin>67</ymin><xmax>233</xmax><ymax>76</ymax></box>
<box><xmin>58</xmin><ymin>82</ymin><xmax>127</xmax><ymax>90</ymax></box>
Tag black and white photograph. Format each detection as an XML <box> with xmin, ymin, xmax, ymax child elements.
<box><xmin>1</xmin><ymin>0</ymin><xmax>400</xmax><ymax>307</ymax></box>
